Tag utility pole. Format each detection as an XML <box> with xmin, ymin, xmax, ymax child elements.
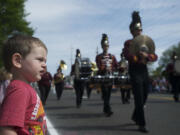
<box><xmin>96</xmin><ymin>46</ymin><xmax>99</xmax><ymax>55</ymax></box>
<box><xmin>70</xmin><ymin>46</ymin><xmax>73</xmax><ymax>66</ymax></box>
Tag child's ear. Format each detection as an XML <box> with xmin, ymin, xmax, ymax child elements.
<box><xmin>12</xmin><ymin>53</ymin><xmax>22</xmax><ymax>68</ymax></box>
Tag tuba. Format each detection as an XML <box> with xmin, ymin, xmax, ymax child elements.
<box><xmin>60</xmin><ymin>60</ymin><xmax>67</xmax><ymax>70</ymax></box>
<box><xmin>55</xmin><ymin>60</ymin><xmax>67</xmax><ymax>82</ymax></box>
<box><xmin>91</xmin><ymin>62</ymin><xmax>98</xmax><ymax>77</ymax></box>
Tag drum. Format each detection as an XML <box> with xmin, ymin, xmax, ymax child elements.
<box><xmin>74</xmin><ymin>57</ymin><xmax>92</xmax><ymax>80</ymax></box>
<box><xmin>114</xmin><ymin>75</ymin><xmax>130</xmax><ymax>85</ymax></box>
<box><xmin>174</xmin><ymin>59</ymin><xmax>180</xmax><ymax>75</ymax></box>
<box><xmin>90</xmin><ymin>74</ymin><xmax>131</xmax><ymax>86</ymax></box>
<box><xmin>114</xmin><ymin>75</ymin><xmax>131</xmax><ymax>89</ymax></box>
<box><xmin>118</xmin><ymin>59</ymin><xmax>128</xmax><ymax>75</ymax></box>
<box><xmin>90</xmin><ymin>75</ymin><xmax>114</xmax><ymax>84</ymax></box>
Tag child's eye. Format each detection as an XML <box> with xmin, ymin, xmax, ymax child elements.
<box><xmin>37</xmin><ymin>57</ymin><xmax>46</xmax><ymax>63</ymax></box>
<box><xmin>37</xmin><ymin>58</ymin><xmax>43</xmax><ymax>61</ymax></box>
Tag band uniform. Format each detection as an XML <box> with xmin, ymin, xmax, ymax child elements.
<box><xmin>166</xmin><ymin>52</ymin><xmax>180</xmax><ymax>102</ymax></box>
<box><xmin>122</xmin><ymin>11</ymin><xmax>158</xmax><ymax>132</ymax></box>
<box><xmin>96</xmin><ymin>33</ymin><xmax>118</xmax><ymax>117</ymax></box>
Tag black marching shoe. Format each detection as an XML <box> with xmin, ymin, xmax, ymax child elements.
<box><xmin>122</xmin><ymin>100</ymin><xmax>126</xmax><ymax>104</ymax></box>
<box><xmin>125</xmin><ymin>99</ymin><xmax>130</xmax><ymax>104</ymax></box>
<box><xmin>76</xmin><ymin>104</ymin><xmax>81</xmax><ymax>108</ymax></box>
<box><xmin>174</xmin><ymin>96</ymin><xmax>179</xmax><ymax>102</ymax></box>
<box><xmin>104</xmin><ymin>111</ymin><xmax>113</xmax><ymax>117</ymax></box>
<box><xmin>131</xmin><ymin>117</ymin><xmax>139</xmax><ymax>125</ymax></box>
<box><xmin>138</xmin><ymin>126</ymin><xmax>149</xmax><ymax>133</ymax></box>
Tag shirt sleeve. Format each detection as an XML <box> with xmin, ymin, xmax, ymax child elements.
<box><xmin>123</xmin><ymin>40</ymin><xmax>158</xmax><ymax>63</ymax></box>
<box><xmin>0</xmin><ymin>84</ymin><xmax>29</xmax><ymax>128</ymax></box>
<box><xmin>147</xmin><ymin>53</ymin><xmax>158</xmax><ymax>62</ymax></box>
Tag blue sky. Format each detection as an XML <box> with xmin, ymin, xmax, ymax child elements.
<box><xmin>25</xmin><ymin>0</ymin><xmax>180</xmax><ymax>75</ymax></box>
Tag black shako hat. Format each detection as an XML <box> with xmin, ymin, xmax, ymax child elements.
<box><xmin>101</xmin><ymin>33</ymin><xmax>109</xmax><ymax>47</ymax></box>
<box><xmin>129</xmin><ymin>11</ymin><xmax>142</xmax><ymax>32</ymax></box>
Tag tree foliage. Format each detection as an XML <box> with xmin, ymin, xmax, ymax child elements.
<box><xmin>158</xmin><ymin>42</ymin><xmax>180</xmax><ymax>70</ymax></box>
<box><xmin>152</xmin><ymin>42</ymin><xmax>180</xmax><ymax>78</ymax></box>
<box><xmin>0</xmin><ymin>0</ymin><xmax>34</xmax><ymax>67</ymax></box>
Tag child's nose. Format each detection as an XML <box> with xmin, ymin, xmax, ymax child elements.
<box><xmin>42</xmin><ymin>63</ymin><xmax>46</xmax><ymax>68</ymax></box>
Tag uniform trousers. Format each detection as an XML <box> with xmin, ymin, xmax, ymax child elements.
<box><xmin>86</xmin><ymin>82</ymin><xmax>92</xmax><ymax>98</ymax></box>
<box><xmin>120</xmin><ymin>88</ymin><xmax>131</xmax><ymax>104</ymax></box>
<box><xmin>38</xmin><ymin>85</ymin><xmax>51</xmax><ymax>105</ymax></box>
<box><xmin>55</xmin><ymin>82</ymin><xmax>64</xmax><ymax>100</ymax></box>
<box><xmin>171</xmin><ymin>75</ymin><xmax>180</xmax><ymax>101</ymax></box>
<box><xmin>74</xmin><ymin>79</ymin><xmax>85</xmax><ymax>107</ymax></box>
<box><xmin>129</xmin><ymin>64</ymin><xmax>149</xmax><ymax>126</ymax></box>
<box><xmin>101</xmin><ymin>84</ymin><xmax>112</xmax><ymax>113</ymax></box>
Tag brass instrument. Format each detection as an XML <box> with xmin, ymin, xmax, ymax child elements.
<box><xmin>54</xmin><ymin>72</ymin><xmax>64</xmax><ymax>84</ymax></box>
<box><xmin>91</xmin><ymin>62</ymin><xmax>98</xmax><ymax>77</ymax></box>
<box><xmin>129</xmin><ymin>35</ymin><xmax>155</xmax><ymax>64</ymax></box>
<box><xmin>54</xmin><ymin>60</ymin><xmax>67</xmax><ymax>84</ymax></box>
<box><xmin>129</xmin><ymin>35</ymin><xmax>155</xmax><ymax>55</ymax></box>
<box><xmin>60</xmin><ymin>60</ymin><xmax>67</xmax><ymax>70</ymax></box>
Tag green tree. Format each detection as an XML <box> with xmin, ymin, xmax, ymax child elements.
<box><xmin>151</xmin><ymin>65</ymin><xmax>163</xmax><ymax>78</ymax></box>
<box><xmin>0</xmin><ymin>0</ymin><xmax>34</xmax><ymax>67</ymax></box>
<box><xmin>152</xmin><ymin>42</ymin><xmax>180</xmax><ymax>78</ymax></box>
<box><xmin>158</xmin><ymin>42</ymin><xmax>180</xmax><ymax>70</ymax></box>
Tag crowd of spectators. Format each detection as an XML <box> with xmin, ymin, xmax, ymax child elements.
<box><xmin>149</xmin><ymin>77</ymin><xmax>171</xmax><ymax>93</ymax></box>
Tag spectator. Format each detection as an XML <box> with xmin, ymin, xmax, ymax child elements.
<box><xmin>38</xmin><ymin>67</ymin><xmax>52</xmax><ymax>105</ymax></box>
<box><xmin>0</xmin><ymin>34</ymin><xmax>48</xmax><ymax>134</ymax></box>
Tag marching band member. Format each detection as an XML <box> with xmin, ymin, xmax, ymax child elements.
<box><xmin>71</xmin><ymin>49</ymin><xmax>85</xmax><ymax>108</ymax></box>
<box><xmin>96</xmin><ymin>33</ymin><xmax>118</xmax><ymax>117</ymax></box>
<box><xmin>122</xmin><ymin>11</ymin><xmax>158</xmax><ymax>132</ymax></box>
<box><xmin>53</xmin><ymin>65</ymin><xmax>65</xmax><ymax>101</ymax></box>
<box><xmin>38</xmin><ymin>67</ymin><xmax>53</xmax><ymax>105</ymax></box>
<box><xmin>118</xmin><ymin>53</ymin><xmax>131</xmax><ymax>104</ymax></box>
<box><xmin>166</xmin><ymin>51</ymin><xmax>180</xmax><ymax>102</ymax></box>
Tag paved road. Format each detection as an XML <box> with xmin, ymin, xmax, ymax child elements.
<box><xmin>44</xmin><ymin>89</ymin><xmax>180</xmax><ymax>135</ymax></box>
